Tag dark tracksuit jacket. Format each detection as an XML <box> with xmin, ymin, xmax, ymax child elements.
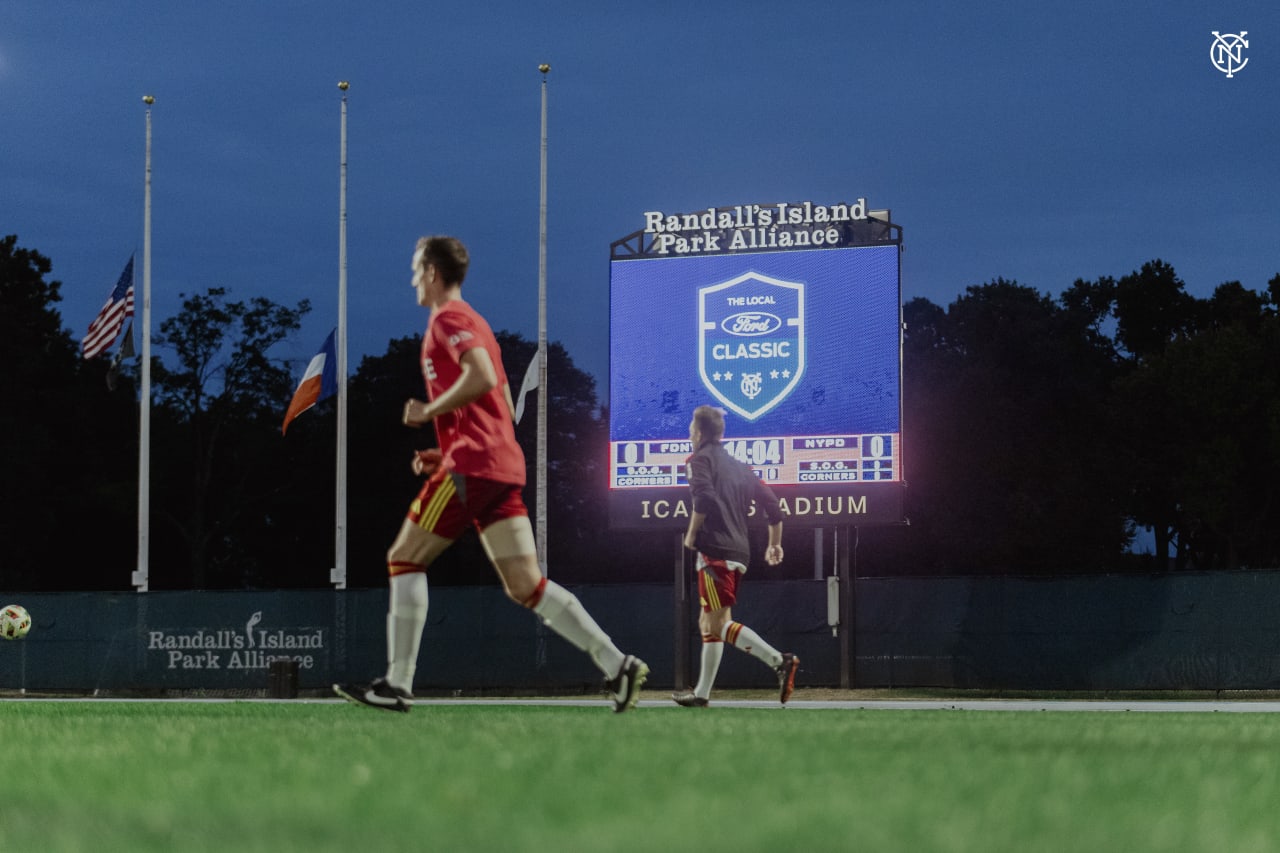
<box><xmin>687</xmin><ymin>440</ymin><xmax>784</xmax><ymax>566</ymax></box>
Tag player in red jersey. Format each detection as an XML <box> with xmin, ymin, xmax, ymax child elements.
<box><xmin>335</xmin><ymin>236</ymin><xmax>648</xmax><ymax>713</ymax></box>
<box><xmin>673</xmin><ymin>405</ymin><xmax>798</xmax><ymax>707</ymax></box>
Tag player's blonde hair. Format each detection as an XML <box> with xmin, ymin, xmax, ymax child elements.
<box><xmin>416</xmin><ymin>236</ymin><xmax>469</xmax><ymax>286</ymax></box>
<box><xmin>692</xmin><ymin>405</ymin><xmax>725</xmax><ymax>444</ymax></box>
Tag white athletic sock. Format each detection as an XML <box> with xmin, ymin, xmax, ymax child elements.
<box><xmin>532</xmin><ymin>579</ymin><xmax>626</xmax><ymax>678</ymax></box>
<box><xmin>694</xmin><ymin>635</ymin><xmax>723</xmax><ymax>700</ymax></box>
<box><xmin>385</xmin><ymin>571</ymin><xmax>428</xmax><ymax>694</ymax></box>
<box><xmin>722</xmin><ymin>620</ymin><xmax>783</xmax><ymax>669</ymax></box>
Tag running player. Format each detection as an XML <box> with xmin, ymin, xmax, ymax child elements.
<box><xmin>673</xmin><ymin>405</ymin><xmax>798</xmax><ymax>707</ymax></box>
<box><xmin>334</xmin><ymin>236</ymin><xmax>648</xmax><ymax>713</ymax></box>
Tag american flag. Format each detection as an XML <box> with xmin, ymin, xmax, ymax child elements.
<box><xmin>82</xmin><ymin>257</ymin><xmax>135</xmax><ymax>359</ymax></box>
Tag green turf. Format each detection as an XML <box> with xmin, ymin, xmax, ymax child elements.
<box><xmin>3</xmin><ymin>700</ymin><xmax>1280</xmax><ymax>852</ymax></box>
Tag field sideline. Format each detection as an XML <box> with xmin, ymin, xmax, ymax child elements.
<box><xmin>10</xmin><ymin>690</ymin><xmax>1280</xmax><ymax>713</ymax></box>
<box><xmin>3</xmin><ymin>692</ymin><xmax>1280</xmax><ymax>852</ymax></box>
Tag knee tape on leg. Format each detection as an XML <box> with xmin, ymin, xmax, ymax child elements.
<box><xmin>532</xmin><ymin>580</ymin><xmax>574</xmax><ymax>623</ymax></box>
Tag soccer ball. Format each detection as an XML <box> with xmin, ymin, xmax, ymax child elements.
<box><xmin>1</xmin><ymin>604</ymin><xmax>31</xmax><ymax>640</ymax></box>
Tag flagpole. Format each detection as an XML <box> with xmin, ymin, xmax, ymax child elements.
<box><xmin>536</xmin><ymin>64</ymin><xmax>550</xmax><ymax>577</ymax></box>
<box><xmin>331</xmin><ymin>81</ymin><xmax>350</xmax><ymax>590</ymax></box>
<box><xmin>133</xmin><ymin>96</ymin><xmax>154</xmax><ymax>593</ymax></box>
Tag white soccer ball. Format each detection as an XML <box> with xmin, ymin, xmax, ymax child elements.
<box><xmin>1</xmin><ymin>604</ymin><xmax>32</xmax><ymax>640</ymax></box>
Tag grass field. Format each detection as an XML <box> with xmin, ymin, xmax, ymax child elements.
<box><xmin>3</xmin><ymin>696</ymin><xmax>1280</xmax><ymax>852</ymax></box>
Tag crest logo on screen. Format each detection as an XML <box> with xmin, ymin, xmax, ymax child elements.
<box><xmin>698</xmin><ymin>272</ymin><xmax>805</xmax><ymax>420</ymax></box>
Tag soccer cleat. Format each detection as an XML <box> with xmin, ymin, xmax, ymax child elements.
<box><xmin>606</xmin><ymin>655</ymin><xmax>650</xmax><ymax>713</ymax></box>
<box><xmin>672</xmin><ymin>690</ymin><xmax>709</xmax><ymax>708</ymax></box>
<box><xmin>775</xmin><ymin>653</ymin><xmax>800</xmax><ymax>705</ymax></box>
<box><xmin>333</xmin><ymin>677</ymin><xmax>413</xmax><ymax>713</ymax></box>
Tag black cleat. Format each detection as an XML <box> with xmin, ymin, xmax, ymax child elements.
<box><xmin>776</xmin><ymin>653</ymin><xmax>800</xmax><ymax>705</ymax></box>
<box><xmin>606</xmin><ymin>655</ymin><xmax>649</xmax><ymax>713</ymax></box>
<box><xmin>333</xmin><ymin>677</ymin><xmax>413</xmax><ymax>713</ymax></box>
<box><xmin>672</xmin><ymin>690</ymin><xmax>709</xmax><ymax>708</ymax></box>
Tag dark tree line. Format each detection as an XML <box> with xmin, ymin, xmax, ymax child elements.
<box><xmin>3</xmin><ymin>233</ymin><xmax>1279</xmax><ymax>591</ymax></box>
<box><xmin>860</xmin><ymin>261</ymin><xmax>1280</xmax><ymax>576</ymax></box>
<box><xmin>1</xmin><ymin>235</ymin><xmax>138</xmax><ymax>590</ymax></box>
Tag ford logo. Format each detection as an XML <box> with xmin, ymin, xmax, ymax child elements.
<box><xmin>721</xmin><ymin>312</ymin><xmax>782</xmax><ymax>337</ymax></box>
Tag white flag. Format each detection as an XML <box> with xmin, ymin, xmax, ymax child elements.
<box><xmin>514</xmin><ymin>352</ymin><xmax>540</xmax><ymax>424</ymax></box>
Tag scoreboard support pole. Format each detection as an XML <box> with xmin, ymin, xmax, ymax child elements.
<box><xmin>838</xmin><ymin>525</ymin><xmax>857</xmax><ymax>689</ymax></box>
<box><xmin>674</xmin><ymin>532</ymin><xmax>690</xmax><ymax>690</ymax></box>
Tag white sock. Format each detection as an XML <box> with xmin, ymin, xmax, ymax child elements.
<box><xmin>533</xmin><ymin>579</ymin><xmax>626</xmax><ymax>678</ymax></box>
<box><xmin>385</xmin><ymin>571</ymin><xmax>428</xmax><ymax>694</ymax></box>
<box><xmin>694</xmin><ymin>636</ymin><xmax>723</xmax><ymax>699</ymax></box>
<box><xmin>723</xmin><ymin>620</ymin><xmax>782</xmax><ymax>669</ymax></box>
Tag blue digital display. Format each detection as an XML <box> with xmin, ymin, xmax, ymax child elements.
<box><xmin>611</xmin><ymin>245</ymin><xmax>899</xmax><ymax>440</ymax></box>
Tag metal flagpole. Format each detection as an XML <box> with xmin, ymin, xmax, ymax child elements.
<box><xmin>133</xmin><ymin>95</ymin><xmax>154</xmax><ymax>593</ymax></box>
<box><xmin>331</xmin><ymin>81</ymin><xmax>350</xmax><ymax>589</ymax></box>
<box><xmin>536</xmin><ymin>64</ymin><xmax>550</xmax><ymax>577</ymax></box>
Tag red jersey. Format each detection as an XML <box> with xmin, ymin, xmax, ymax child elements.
<box><xmin>421</xmin><ymin>300</ymin><xmax>526</xmax><ymax>486</ymax></box>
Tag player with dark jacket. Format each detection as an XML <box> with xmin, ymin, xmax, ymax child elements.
<box><xmin>674</xmin><ymin>405</ymin><xmax>798</xmax><ymax>707</ymax></box>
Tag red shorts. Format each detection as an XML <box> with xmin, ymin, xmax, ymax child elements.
<box><xmin>407</xmin><ymin>469</ymin><xmax>528</xmax><ymax>539</ymax></box>
<box><xmin>696</xmin><ymin>554</ymin><xmax>744</xmax><ymax>612</ymax></box>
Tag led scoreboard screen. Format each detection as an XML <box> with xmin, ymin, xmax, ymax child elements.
<box><xmin>608</xmin><ymin>200</ymin><xmax>905</xmax><ymax>530</ymax></box>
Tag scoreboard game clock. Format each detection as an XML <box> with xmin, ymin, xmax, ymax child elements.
<box><xmin>608</xmin><ymin>200</ymin><xmax>906</xmax><ymax>530</ymax></box>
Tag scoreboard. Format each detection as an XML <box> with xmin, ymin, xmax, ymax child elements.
<box><xmin>607</xmin><ymin>201</ymin><xmax>905</xmax><ymax>530</ymax></box>
<box><xmin>612</xmin><ymin>434</ymin><xmax>898</xmax><ymax>488</ymax></box>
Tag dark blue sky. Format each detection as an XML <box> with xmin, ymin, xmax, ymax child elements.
<box><xmin>3</xmin><ymin>0</ymin><xmax>1276</xmax><ymax>387</ymax></box>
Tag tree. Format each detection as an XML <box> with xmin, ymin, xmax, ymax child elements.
<box><xmin>1112</xmin><ymin>260</ymin><xmax>1201</xmax><ymax>362</ymax></box>
<box><xmin>871</xmin><ymin>279</ymin><xmax>1131</xmax><ymax>574</ymax></box>
<box><xmin>148</xmin><ymin>287</ymin><xmax>313</xmax><ymax>587</ymax></box>
<box><xmin>1069</xmin><ymin>262</ymin><xmax>1197</xmax><ymax>566</ymax></box>
<box><xmin>0</xmin><ymin>236</ymin><xmax>137</xmax><ymax>590</ymax></box>
<box><xmin>1112</xmin><ymin>278</ymin><xmax>1280</xmax><ymax>568</ymax></box>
